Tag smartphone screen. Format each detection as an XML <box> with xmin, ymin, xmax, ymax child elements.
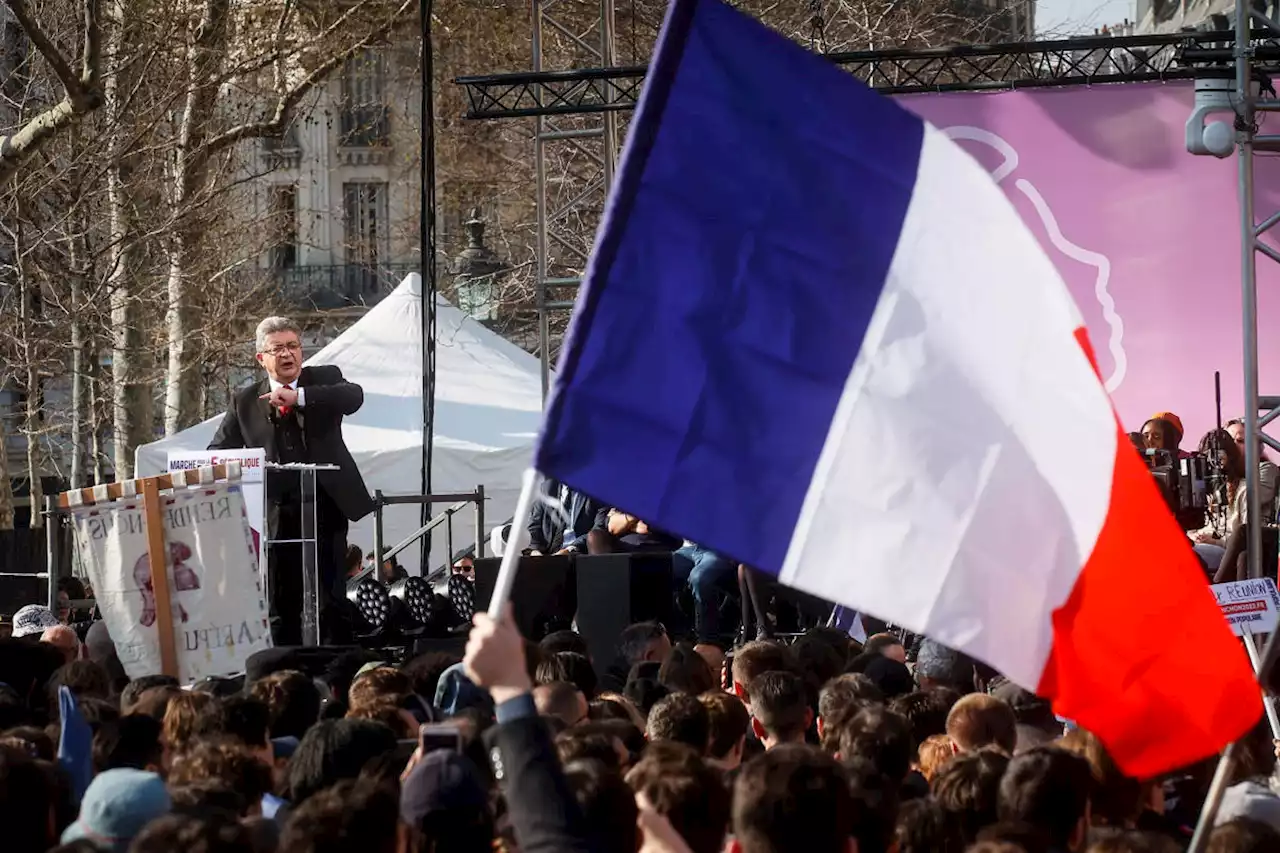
<box><xmin>419</xmin><ymin>722</ymin><xmax>463</xmax><ymax>754</ymax></box>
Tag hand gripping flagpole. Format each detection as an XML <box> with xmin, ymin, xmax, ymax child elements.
<box><xmin>487</xmin><ymin>468</ymin><xmax>541</xmax><ymax>618</ymax></box>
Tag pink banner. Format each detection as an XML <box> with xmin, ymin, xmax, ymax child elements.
<box><xmin>903</xmin><ymin>82</ymin><xmax>1280</xmax><ymax>448</ymax></box>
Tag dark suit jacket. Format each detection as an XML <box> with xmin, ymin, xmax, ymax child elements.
<box><xmin>484</xmin><ymin>714</ymin><xmax>591</xmax><ymax>853</ymax></box>
<box><xmin>527</xmin><ymin>480</ymin><xmax>606</xmax><ymax>553</ymax></box>
<box><xmin>208</xmin><ymin>364</ymin><xmax>375</xmax><ymax>522</ymax></box>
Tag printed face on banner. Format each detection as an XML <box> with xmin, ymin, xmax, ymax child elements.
<box><xmin>71</xmin><ymin>484</ymin><xmax>270</xmax><ymax>683</ymax></box>
<box><xmin>903</xmin><ymin>82</ymin><xmax>1280</xmax><ymax>443</ymax></box>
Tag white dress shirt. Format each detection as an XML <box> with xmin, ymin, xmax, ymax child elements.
<box><xmin>269</xmin><ymin>377</ymin><xmax>306</xmax><ymax>407</ymax></box>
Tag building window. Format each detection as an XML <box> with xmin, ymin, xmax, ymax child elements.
<box><xmin>343</xmin><ymin>182</ymin><xmax>389</xmax><ymax>296</ymax></box>
<box><xmin>269</xmin><ymin>185</ymin><xmax>298</xmax><ymax>270</ymax></box>
<box><xmin>340</xmin><ymin>49</ymin><xmax>389</xmax><ymax>147</ymax></box>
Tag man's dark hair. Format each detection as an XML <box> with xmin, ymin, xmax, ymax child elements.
<box><xmin>535</xmin><ymin>681</ymin><xmax>586</xmax><ymax>727</ymax></box>
<box><xmin>889</xmin><ymin>689</ymin><xmax>959</xmax><ymax>748</ymax></box>
<box><xmin>564</xmin><ymin>758</ymin><xmax>639</xmax><ymax>853</ymax></box>
<box><xmin>1087</xmin><ymin>827</ymin><xmax>1181</xmax><ymax>853</ymax></box>
<box><xmin>932</xmin><ymin>748</ymin><xmax>1011</xmax><ymax>845</ymax></box>
<box><xmin>541</xmin><ymin>629</ymin><xmax>591</xmax><ymax>658</ymax></box>
<box><xmin>946</xmin><ymin>694</ymin><xmax>1017</xmax><ymax>754</ymax></box>
<box><xmin>895</xmin><ymin>796</ymin><xmax>964</xmax><ymax>853</ymax></box>
<box><xmin>731</xmin><ymin>641</ymin><xmax>796</xmax><ymax>694</ymax></box>
<box><xmin>658</xmin><ymin>642</ymin><xmax>715</xmax><ymax>696</ymax></box>
<box><xmin>247</xmin><ymin>669</ymin><xmax>322</xmax><ymax>740</ymax></box>
<box><xmin>130</xmin><ymin>812</ymin><xmax>254</xmax><ymax>853</ymax></box>
<box><xmin>732</xmin><ymin>744</ymin><xmax>852</xmax><ymax>853</ymax></box>
<box><xmin>834</xmin><ymin>705</ymin><xmax>915</xmax><ymax>783</ymax></box>
<box><xmin>818</xmin><ymin>673</ymin><xmax>883</xmax><ymax>734</ymax></box>
<box><xmin>863</xmin><ymin>633</ymin><xmax>904</xmax><ymax>656</ymax></box>
<box><xmin>168</xmin><ymin>739</ymin><xmax>274</xmax><ymax>817</ymax></box>
<box><xmin>624</xmin><ymin>665</ymin><xmax>670</xmax><ymax>717</ymax></box>
<box><xmin>120</xmin><ymin>675</ymin><xmax>180</xmax><ymax>712</ymax></box>
<box><xmin>169</xmin><ymin>779</ymin><xmax>250</xmax><ymax>817</ymax></box>
<box><xmin>279</xmin><ymin>778</ymin><xmax>399</xmax><ymax>853</ymax></box>
<box><xmin>1208</xmin><ymin>818</ymin><xmax>1280</xmax><ymax>853</ymax></box>
<box><xmin>626</xmin><ymin>743</ymin><xmax>730</xmax><ymax>853</ymax></box>
<box><xmin>127</xmin><ymin>685</ymin><xmax>183</xmax><ymax>722</ymax></box>
<box><xmin>286</xmin><ymin>719</ymin><xmax>399</xmax><ymax>805</ymax></box>
<box><xmin>220</xmin><ymin>696</ymin><xmax>271</xmax><ymax>751</ymax></box>
<box><xmin>791</xmin><ymin>636</ymin><xmax>845</xmax><ymax>691</ymax></box>
<box><xmin>47</xmin><ymin>660</ymin><xmax>111</xmax><ymax>711</ymax></box>
<box><xmin>997</xmin><ymin>746</ymin><xmax>1094</xmax><ymax>849</ymax></box>
<box><xmin>846</xmin><ymin>756</ymin><xmax>902</xmax><ymax>853</ymax></box>
<box><xmin>646</xmin><ymin>692</ymin><xmax>710</xmax><ymax>752</ymax></box>
<box><xmin>345</xmin><ymin>544</ymin><xmax>363</xmax><ymax>573</ymax></box>
<box><xmin>0</xmin><ymin>745</ymin><xmax>56</xmax><ymax>853</ymax></box>
<box><xmin>400</xmin><ymin>652</ymin><xmax>460</xmax><ymax>703</ymax></box>
<box><xmin>535</xmin><ymin>651</ymin><xmax>598</xmax><ymax>700</ymax></box>
<box><xmin>558</xmin><ymin>731</ymin><xmax>625</xmax><ymax>771</ymax></box>
<box><xmin>699</xmin><ymin>691</ymin><xmax>751</xmax><ymax>760</ymax></box>
<box><xmin>618</xmin><ymin>621</ymin><xmax>668</xmax><ymax>665</ymax></box>
<box><xmin>747</xmin><ymin>671</ymin><xmax>810</xmax><ymax>743</ymax></box>
<box><xmin>92</xmin><ymin>714</ymin><xmax>163</xmax><ymax>773</ymax></box>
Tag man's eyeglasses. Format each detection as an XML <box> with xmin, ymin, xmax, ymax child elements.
<box><xmin>261</xmin><ymin>342</ymin><xmax>302</xmax><ymax>356</ymax></box>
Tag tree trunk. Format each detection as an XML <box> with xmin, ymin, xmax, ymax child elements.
<box><xmin>18</xmin><ymin>249</ymin><xmax>43</xmax><ymax>530</ymax></box>
<box><xmin>70</xmin><ymin>235</ymin><xmax>90</xmax><ymax>488</ymax></box>
<box><xmin>90</xmin><ymin>353</ymin><xmax>107</xmax><ymax>484</ymax></box>
<box><xmin>0</xmin><ymin>415</ymin><xmax>13</xmax><ymax>531</ymax></box>
<box><xmin>107</xmin><ymin>0</ymin><xmax>148</xmax><ymax>478</ymax></box>
<box><xmin>164</xmin><ymin>229</ymin><xmax>201</xmax><ymax>433</ymax></box>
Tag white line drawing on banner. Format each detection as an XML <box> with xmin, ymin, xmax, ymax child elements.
<box><xmin>941</xmin><ymin>126</ymin><xmax>1127</xmax><ymax>392</ymax></box>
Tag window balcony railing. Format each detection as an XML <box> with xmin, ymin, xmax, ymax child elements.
<box><xmin>339</xmin><ymin>105</ymin><xmax>391</xmax><ymax>148</ymax></box>
<box><xmin>262</xmin><ymin>263</ymin><xmax>417</xmax><ymax>312</ymax></box>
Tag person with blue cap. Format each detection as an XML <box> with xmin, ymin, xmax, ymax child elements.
<box><xmin>60</xmin><ymin>768</ymin><xmax>171</xmax><ymax>852</ymax></box>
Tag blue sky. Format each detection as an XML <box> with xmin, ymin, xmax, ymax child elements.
<box><xmin>1037</xmin><ymin>0</ymin><xmax>1135</xmax><ymax>35</ymax></box>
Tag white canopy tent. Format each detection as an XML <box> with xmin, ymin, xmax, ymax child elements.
<box><xmin>136</xmin><ymin>273</ymin><xmax>544</xmax><ymax>573</ymax></box>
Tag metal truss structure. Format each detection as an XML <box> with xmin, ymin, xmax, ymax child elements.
<box><xmin>458</xmin><ymin>27</ymin><xmax>1275</xmax><ymax>393</ymax></box>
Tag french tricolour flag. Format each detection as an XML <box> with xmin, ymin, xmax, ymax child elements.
<box><xmin>534</xmin><ymin>0</ymin><xmax>1260</xmax><ymax>775</ymax></box>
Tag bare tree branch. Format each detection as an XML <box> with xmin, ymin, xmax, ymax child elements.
<box><xmin>0</xmin><ymin>0</ymin><xmax>103</xmax><ymax>183</ymax></box>
<box><xmin>195</xmin><ymin>0</ymin><xmax>415</xmax><ymax>163</ymax></box>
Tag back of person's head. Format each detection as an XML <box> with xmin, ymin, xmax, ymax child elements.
<box><xmin>833</xmin><ymin>704</ymin><xmax>915</xmax><ymax>782</ymax></box>
<box><xmin>931</xmin><ymin>748</ymin><xmax>1011</xmax><ymax>844</ymax></box>
<box><xmin>246</xmin><ymin>669</ymin><xmax>322</xmax><ymax>739</ymax></box>
<box><xmin>541</xmin><ymin>629</ymin><xmax>591</xmax><ymax>658</ymax></box>
<box><xmin>565</xmin><ymin>758</ymin><xmax>639</xmax><ymax>853</ymax></box>
<box><xmin>0</xmin><ymin>683</ymin><xmax>27</xmax><ymax>730</ymax></box>
<box><xmin>590</xmin><ymin>693</ymin><xmax>646</xmax><ymax>728</ymax></box>
<box><xmin>895</xmin><ymin>797</ymin><xmax>964</xmax><ymax>853</ymax></box>
<box><xmin>863</xmin><ymin>633</ymin><xmax>906</xmax><ymax>659</ymax></box>
<box><xmin>627</xmin><ymin>743</ymin><xmax>730</xmax><ymax>853</ymax></box>
<box><xmin>1208</xmin><ymin>817</ymin><xmax>1280</xmax><ymax>853</ymax></box>
<box><xmin>998</xmin><ymin>746</ymin><xmax>1094</xmax><ymax>851</ymax></box>
<box><xmin>817</xmin><ymin>673</ymin><xmax>883</xmax><ymax>747</ymax></box>
<box><xmin>348</xmin><ymin>666</ymin><xmax>412</xmax><ymax>712</ymax></box>
<box><xmin>890</xmin><ymin>689</ymin><xmax>959</xmax><ymax>747</ymax></box>
<box><xmin>618</xmin><ymin>621</ymin><xmax>670</xmax><ymax>665</ymax></box>
<box><xmin>398</xmin><ymin>749</ymin><xmax>494</xmax><ymax>853</ymax></box>
<box><xmin>93</xmin><ymin>714</ymin><xmax>163</xmax><ymax>773</ymax></box>
<box><xmin>279</xmin><ymin>778</ymin><xmax>399</xmax><ymax>853</ymax></box>
<box><xmin>946</xmin><ymin>693</ymin><xmax>1017</xmax><ymax>754</ymax></box>
<box><xmin>0</xmin><ymin>744</ymin><xmax>56</xmax><ymax>853</ymax></box>
<box><xmin>731</xmin><ymin>744</ymin><xmax>853</xmax><ymax>853</ymax></box>
<box><xmin>220</xmin><ymin>696</ymin><xmax>271</xmax><ymax>753</ymax></box>
<box><xmin>534</xmin><ymin>681</ymin><xmax>588</xmax><ymax>728</ymax></box>
<box><xmin>558</xmin><ymin>730</ymin><xmax>626</xmax><ymax>771</ymax></box>
<box><xmin>699</xmin><ymin>691</ymin><xmax>751</xmax><ymax>764</ymax></box>
<box><xmin>731</xmin><ymin>641</ymin><xmax>796</xmax><ymax>698</ymax></box>
<box><xmin>646</xmin><ymin>692</ymin><xmax>710</xmax><ymax>753</ymax></box>
<box><xmin>1057</xmin><ymin>728</ymin><xmax>1144</xmax><ymax>828</ymax></box>
<box><xmin>538</xmin><ymin>651</ymin><xmax>598</xmax><ymax>700</ymax></box>
<box><xmin>624</xmin><ymin>661</ymin><xmax>669</xmax><ymax>715</ymax></box>
<box><xmin>0</xmin><ymin>638</ymin><xmax>65</xmax><ymax>722</ymax></box>
<box><xmin>861</xmin><ymin>656</ymin><xmax>914</xmax><ymax>699</ymax></box>
<box><xmin>400</xmin><ymin>652</ymin><xmax>461</xmax><ymax>705</ymax></box>
<box><xmin>658</xmin><ymin>642</ymin><xmax>715</xmax><ymax>696</ymax></box>
<box><xmin>164</xmin><ymin>691</ymin><xmax>226</xmax><ymax>756</ymax></box>
<box><xmin>129</xmin><ymin>812</ymin><xmax>253</xmax><ymax>853</ymax></box>
<box><xmin>791</xmin><ymin>635</ymin><xmax>845</xmax><ymax>690</ymax></box>
<box><xmin>127</xmin><ymin>684</ymin><xmax>182</xmax><ymax>722</ymax></box>
<box><xmin>1086</xmin><ymin>828</ymin><xmax>1181</xmax><ymax>853</ymax></box>
<box><xmin>120</xmin><ymin>675</ymin><xmax>180</xmax><ymax>713</ymax></box>
<box><xmin>287</xmin><ymin>718</ymin><xmax>398</xmax><ymax>805</ymax></box>
<box><xmin>167</xmin><ymin>738</ymin><xmax>273</xmax><ymax>817</ymax></box>
<box><xmin>917</xmin><ymin>733</ymin><xmax>955</xmax><ymax>782</ymax></box>
<box><xmin>169</xmin><ymin>777</ymin><xmax>251</xmax><ymax>817</ymax></box>
<box><xmin>48</xmin><ymin>660</ymin><xmax>111</xmax><ymax>709</ymax></box>
<box><xmin>747</xmin><ymin>670</ymin><xmax>811</xmax><ymax>745</ymax></box>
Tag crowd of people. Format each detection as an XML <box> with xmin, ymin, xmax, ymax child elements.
<box><xmin>0</xmin><ymin>599</ymin><xmax>1278</xmax><ymax>853</ymax></box>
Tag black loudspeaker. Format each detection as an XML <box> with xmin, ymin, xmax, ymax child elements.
<box><xmin>473</xmin><ymin>556</ymin><xmax>576</xmax><ymax>642</ymax></box>
<box><xmin>244</xmin><ymin>645</ymin><xmax>365</xmax><ymax>684</ymax></box>
<box><xmin>574</xmin><ymin>553</ymin><xmax>674</xmax><ymax>675</ymax></box>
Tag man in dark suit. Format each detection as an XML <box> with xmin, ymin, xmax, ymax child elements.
<box><xmin>209</xmin><ymin>316</ymin><xmax>374</xmax><ymax>645</ymax></box>
<box><xmin>526</xmin><ymin>480</ymin><xmax>606</xmax><ymax>555</ymax></box>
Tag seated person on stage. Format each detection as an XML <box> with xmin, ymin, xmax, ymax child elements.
<box><xmin>1189</xmin><ymin>428</ymin><xmax>1248</xmax><ymax>574</ymax></box>
<box><xmin>1141</xmin><ymin>411</ymin><xmax>1189</xmax><ymax>459</ymax></box>
<box><xmin>527</xmin><ymin>480</ymin><xmax>605</xmax><ymax>556</ymax></box>
<box><xmin>585</xmin><ymin>509</ymin><xmax>681</xmax><ymax>554</ymax></box>
<box><xmin>671</xmin><ymin>542</ymin><xmax>736</xmax><ymax>647</ymax></box>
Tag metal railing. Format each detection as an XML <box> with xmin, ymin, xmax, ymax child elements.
<box><xmin>267</xmin><ymin>263</ymin><xmax>418</xmax><ymax>312</ymax></box>
<box><xmin>371</xmin><ymin>486</ymin><xmax>486</xmax><ymax>584</ymax></box>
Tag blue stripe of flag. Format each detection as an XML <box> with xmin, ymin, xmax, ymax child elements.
<box><xmin>536</xmin><ymin>0</ymin><xmax>927</xmax><ymax>574</ymax></box>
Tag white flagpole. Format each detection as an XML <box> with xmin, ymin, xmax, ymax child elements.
<box><xmin>487</xmin><ymin>468</ymin><xmax>541</xmax><ymax>618</ymax></box>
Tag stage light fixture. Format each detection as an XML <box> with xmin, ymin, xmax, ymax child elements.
<box><xmin>389</xmin><ymin>576</ymin><xmax>436</xmax><ymax>626</ymax></box>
